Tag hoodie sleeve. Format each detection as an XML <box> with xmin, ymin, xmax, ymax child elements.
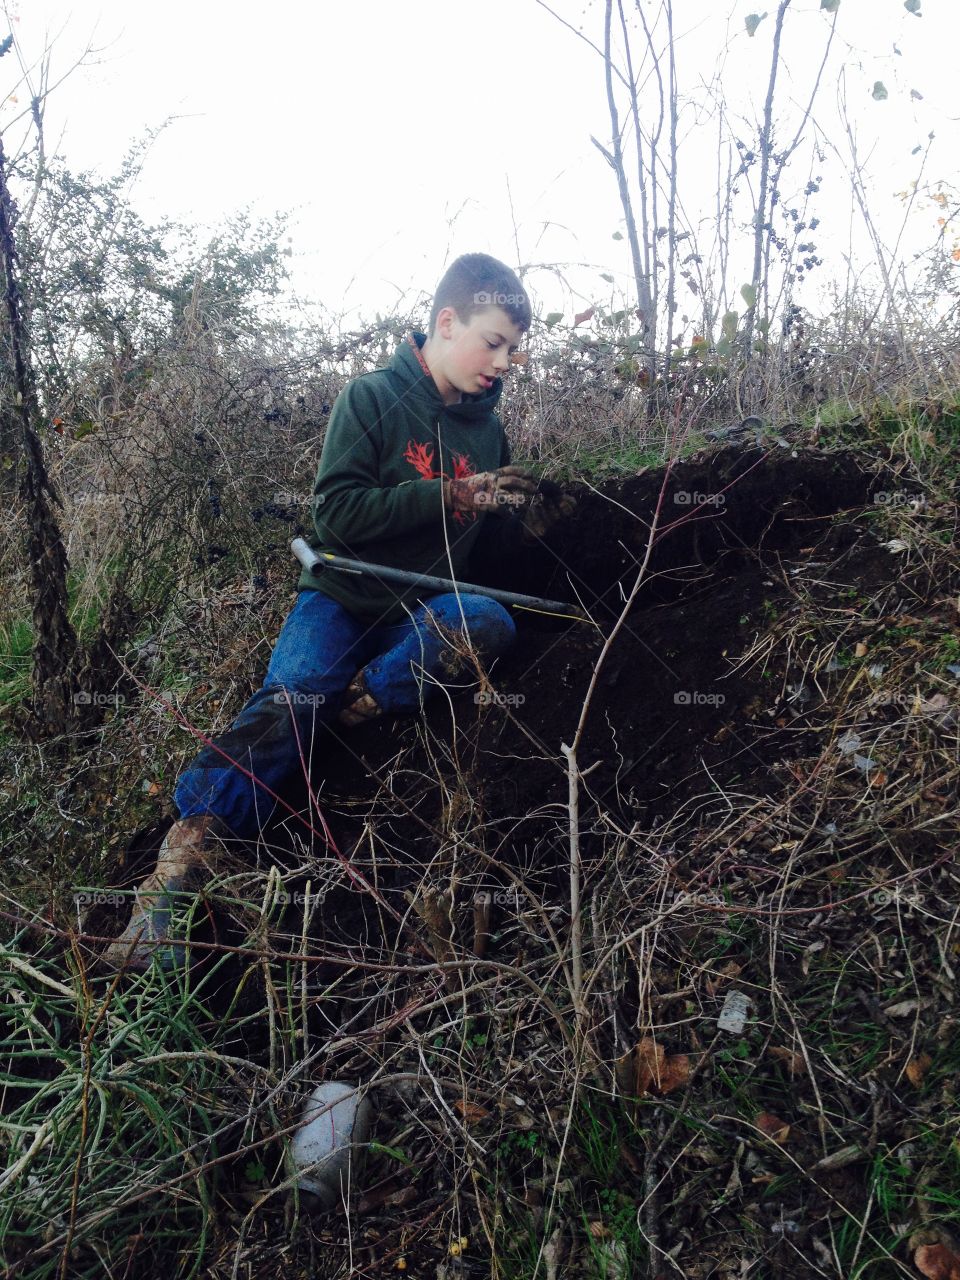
<box><xmin>312</xmin><ymin>379</ymin><xmax>445</xmax><ymax>548</ymax></box>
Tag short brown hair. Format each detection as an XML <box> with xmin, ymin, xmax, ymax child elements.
<box><xmin>429</xmin><ymin>253</ymin><xmax>532</xmax><ymax>335</ymax></box>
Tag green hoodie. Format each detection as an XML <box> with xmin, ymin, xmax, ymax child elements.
<box><xmin>297</xmin><ymin>331</ymin><xmax>514</xmax><ymax>623</ymax></box>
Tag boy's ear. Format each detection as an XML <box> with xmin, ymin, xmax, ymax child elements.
<box><xmin>434</xmin><ymin>306</ymin><xmax>461</xmax><ymax>340</ymax></box>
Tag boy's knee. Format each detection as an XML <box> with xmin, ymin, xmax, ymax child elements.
<box><xmin>429</xmin><ymin>593</ymin><xmax>516</xmax><ymax>655</ymax></box>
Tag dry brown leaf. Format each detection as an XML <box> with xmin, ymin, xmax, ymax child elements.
<box><xmin>915</xmin><ymin>1243</ymin><xmax>960</xmax><ymax>1280</ymax></box>
<box><xmin>616</xmin><ymin>1037</ymin><xmax>690</xmax><ymax>1096</ymax></box>
<box><xmin>755</xmin><ymin>1112</ymin><xmax>791</xmax><ymax>1144</ymax></box>
<box><xmin>855</xmin><ymin>641</ymin><xmax>869</xmax><ymax>657</ymax></box>
<box><xmin>906</xmin><ymin>1053</ymin><xmax>933</xmax><ymax>1087</ymax></box>
<box><xmin>705</xmin><ymin>960</ymin><xmax>742</xmax><ymax>996</ymax></box>
<box><xmin>884</xmin><ymin>998</ymin><xmax>922</xmax><ymax>1017</ymax></box>
<box><xmin>573</xmin><ymin>306</ymin><xmax>595</xmax><ymax>327</ymax></box>
<box><xmin>656</xmin><ymin>1053</ymin><xmax>691</xmax><ymax>1095</ymax></box>
<box><xmin>636</xmin><ymin>1037</ymin><xmax>666</xmax><ymax>1092</ymax></box>
<box><xmin>454</xmin><ymin>1099</ymin><xmax>490</xmax><ymax>1125</ymax></box>
<box><xmin>768</xmin><ymin>1045</ymin><xmax>806</xmax><ymax>1077</ymax></box>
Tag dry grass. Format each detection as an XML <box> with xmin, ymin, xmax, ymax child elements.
<box><xmin>1</xmin><ymin>310</ymin><xmax>960</xmax><ymax>1277</ymax></box>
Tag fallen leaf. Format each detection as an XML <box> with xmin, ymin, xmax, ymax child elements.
<box><xmin>617</xmin><ymin>1037</ymin><xmax>690</xmax><ymax>1096</ymax></box>
<box><xmin>914</xmin><ymin>1243</ymin><xmax>960</xmax><ymax>1280</ymax></box>
<box><xmin>811</xmin><ymin>1144</ymin><xmax>863</xmax><ymax>1172</ymax></box>
<box><xmin>634</xmin><ymin>1036</ymin><xmax>665</xmax><ymax>1093</ymax></box>
<box><xmin>855</xmin><ymin>641</ymin><xmax>869</xmax><ymax>657</ymax></box>
<box><xmin>755</xmin><ymin>1112</ymin><xmax>791</xmax><ymax>1144</ymax></box>
<box><xmin>454</xmin><ymin>1099</ymin><xmax>490</xmax><ymax>1125</ymax></box>
<box><xmin>884</xmin><ymin>998</ymin><xmax>922</xmax><ymax>1017</ymax></box>
<box><xmin>906</xmin><ymin>1053</ymin><xmax>933</xmax><ymax>1087</ymax></box>
<box><xmin>656</xmin><ymin>1053</ymin><xmax>691</xmax><ymax>1095</ymax></box>
<box><xmin>768</xmin><ymin>1045</ymin><xmax>806</xmax><ymax>1077</ymax></box>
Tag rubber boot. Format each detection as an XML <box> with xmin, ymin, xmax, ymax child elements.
<box><xmin>101</xmin><ymin>814</ymin><xmax>222</xmax><ymax>971</ymax></box>
<box><xmin>337</xmin><ymin>670</ymin><xmax>383</xmax><ymax>728</ymax></box>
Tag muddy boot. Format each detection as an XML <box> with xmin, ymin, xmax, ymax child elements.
<box><xmin>337</xmin><ymin>670</ymin><xmax>384</xmax><ymax>728</ymax></box>
<box><xmin>102</xmin><ymin>815</ymin><xmax>223</xmax><ymax>971</ymax></box>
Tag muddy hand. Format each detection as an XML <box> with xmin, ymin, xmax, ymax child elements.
<box><xmin>445</xmin><ymin>465</ymin><xmax>539</xmax><ymax>516</ymax></box>
<box><xmin>522</xmin><ymin>488</ymin><xmax>577</xmax><ymax>540</ymax></box>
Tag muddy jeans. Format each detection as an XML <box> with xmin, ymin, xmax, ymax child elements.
<box><xmin>173</xmin><ymin>588</ymin><xmax>516</xmax><ymax>838</ymax></box>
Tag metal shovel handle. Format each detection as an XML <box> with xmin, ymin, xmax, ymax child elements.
<box><xmin>290</xmin><ymin>538</ymin><xmax>586</xmax><ymax>621</ymax></box>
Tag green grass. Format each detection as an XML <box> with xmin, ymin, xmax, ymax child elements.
<box><xmin>0</xmin><ymin>906</ymin><xmax>315</xmax><ymax>1280</ymax></box>
<box><xmin>0</xmin><ymin>616</ymin><xmax>31</xmax><ymax>708</ymax></box>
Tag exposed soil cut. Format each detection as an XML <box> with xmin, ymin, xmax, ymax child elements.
<box><xmin>312</xmin><ymin>445</ymin><xmax>884</xmax><ymax>860</ymax></box>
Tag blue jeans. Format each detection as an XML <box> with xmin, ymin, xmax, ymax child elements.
<box><xmin>174</xmin><ymin>589</ymin><xmax>516</xmax><ymax>838</ymax></box>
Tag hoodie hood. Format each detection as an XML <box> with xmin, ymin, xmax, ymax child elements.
<box><xmin>389</xmin><ymin>331</ymin><xmax>503</xmax><ymax>422</ymax></box>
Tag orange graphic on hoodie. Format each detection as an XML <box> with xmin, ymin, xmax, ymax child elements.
<box><xmin>403</xmin><ymin>439</ymin><xmax>476</xmax><ymax>523</ymax></box>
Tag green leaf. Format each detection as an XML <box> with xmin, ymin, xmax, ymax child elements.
<box><xmin>600</xmin><ymin>273</ymin><xmax>614</xmax><ymax>283</ymax></box>
<box><xmin>544</xmin><ymin>312</ymin><xmax>563</xmax><ymax>329</ymax></box>
<box><xmin>820</xmin><ymin>0</ymin><xmax>840</xmax><ymax>11</ymax></box>
<box><xmin>744</xmin><ymin>12</ymin><xmax>766</xmax><ymax>37</ymax></box>
<box><xmin>740</xmin><ymin>283</ymin><xmax>758</xmax><ymax>308</ymax></box>
<box><xmin>715</xmin><ymin>336</ymin><xmax>732</xmax><ymax>358</ymax></box>
<box><xmin>721</xmin><ymin>310</ymin><xmax>739</xmax><ymax>341</ymax></box>
<box><xmin>904</xmin><ymin>0</ymin><xmax>921</xmax><ymax>13</ymax></box>
<box><xmin>369</xmin><ymin>1141</ymin><xmax>414</xmax><ymax>1167</ymax></box>
<box><xmin>872</xmin><ymin>81</ymin><xmax>888</xmax><ymax>101</ymax></box>
<box><xmin>612</xmin><ymin>230</ymin><xmax>623</xmax><ymax>240</ymax></box>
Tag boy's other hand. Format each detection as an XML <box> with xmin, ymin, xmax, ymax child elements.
<box><xmin>521</xmin><ymin>489</ymin><xmax>578</xmax><ymax>541</ymax></box>
<box><xmin>445</xmin><ymin>465</ymin><xmax>539</xmax><ymax>516</ymax></box>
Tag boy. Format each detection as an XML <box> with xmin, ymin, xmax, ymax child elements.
<box><xmin>103</xmin><ymin>253</ymin><xmax>574</xmax><ymax>970</ymax></box>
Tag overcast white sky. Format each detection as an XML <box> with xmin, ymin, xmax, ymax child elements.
<box><xmin>5</xmin><ymin>0</ymin><xmax>957</xmax><ymax>328</ymax></box>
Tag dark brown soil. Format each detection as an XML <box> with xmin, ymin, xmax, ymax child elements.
<box><xmin>312</xmin><ymin>445</ymin><xmax>885</xmax><ymax>867</ymax></box>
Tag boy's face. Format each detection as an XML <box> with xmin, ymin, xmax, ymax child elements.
<box><xmin>432</xmin><ymin>305</ymin><xmax>525</xmax><ymax>401</ymax></box>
